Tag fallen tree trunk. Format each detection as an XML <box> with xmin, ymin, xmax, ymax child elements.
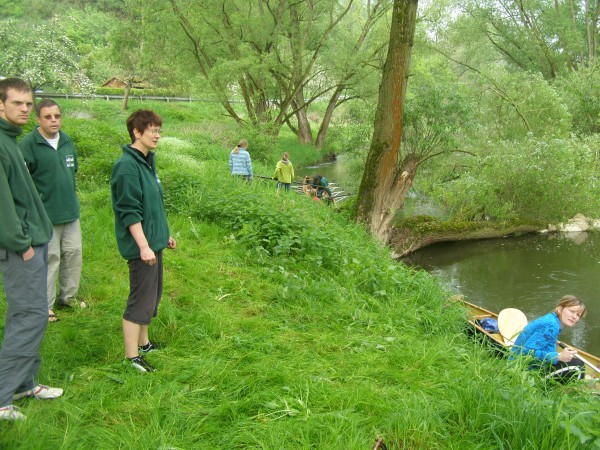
<box><xmin>390</xmin><ymin>218</ymin><xmax>541</xmax><ymax>258</ymax></box>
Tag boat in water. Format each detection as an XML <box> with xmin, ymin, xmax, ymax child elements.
<box><xmin>457</xmin><ymin>296</ymin><xmax>600</xmax><ymax>382</ymax></box>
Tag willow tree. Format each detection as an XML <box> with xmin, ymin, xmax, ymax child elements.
<box><xmin>169</xmin><ymin>0</ymin><xmax>353</xmax><ymax>136</ymax></box>
<box><xmin>355</xmin><ymin>0</ymin><xmax>419</xmax><ymax>243</ymax></box>
<box><xmin>460</xmin><ymin>0</ymin><xmax>600</xmax><ymax>78</ymax></box>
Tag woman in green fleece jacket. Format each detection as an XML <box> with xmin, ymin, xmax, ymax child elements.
<box><xmin>110</xmin><ymin>109</ymin><xmax>176</xmax><ymax>373</ymax></box>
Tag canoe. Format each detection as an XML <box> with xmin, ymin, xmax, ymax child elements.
<box><xmin>294</xmin><ymin>176</ymin><xmax>351</xmax><ymax>203</ymax></box>
<box><xmin>255</xmin><ymin>175</ymin><xmax>352</xmax><ymax>202</ymax></box>
<box><xmin>457</xmin><ymin>296</ymin><xmax>600</xmax><ymax>381</ymax></box>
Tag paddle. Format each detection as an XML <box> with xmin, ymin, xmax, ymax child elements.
<box><xmin>558</xmin><ymin>342</ymin><xmax>600</xmax><ymax>376</ymax></box>
<box><xmin>258</xmin><ymin>175</ymin><xmax>340</xmax><ymax>188</ymax></box>
<box><xmin>497</xmin><ymin>308</ymin><xmax>528</xmax><ymax>346</ymax></box>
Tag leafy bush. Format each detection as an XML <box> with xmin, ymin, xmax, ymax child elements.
<box><xmin>433</xmin><ymin>135</ymin><xmax>600</xmax><ymax>222</ymax></box>
<box><xmin>555</xmin><ymin>65</ymin><xmax>600</xmax><ymax>134</ymax></box>
<box><xmin>237</xmin><ymin>127</ymin><xmax>278</xmax><ymax>164</ymax></box>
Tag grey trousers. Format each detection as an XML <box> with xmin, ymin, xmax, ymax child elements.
<box><xmin>48</xmin><ymin>220</ymin><xmax>82</xmax><ymax>309</ymax></box>
<box><xmin>0</xmin><ymin>245</ymin><xmax>49</xmax><ymax>407</ymax></box>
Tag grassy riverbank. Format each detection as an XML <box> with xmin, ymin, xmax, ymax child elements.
<box><xmin>1</xmin><ymin>100</ymin><xmax>599</xmax><ymax>449</ymax></box>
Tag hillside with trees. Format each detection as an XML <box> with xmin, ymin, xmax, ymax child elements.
<box><xmin>2</xmin><ymin>0</ymin><xmax>600</xmax><ymax>239</ymax></box>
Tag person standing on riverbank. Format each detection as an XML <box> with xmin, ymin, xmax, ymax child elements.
<box><xmin>111</xmin><ymin>109</ymin><xmax>177</xmax><ymax>373</ymax></box>
<box><xmin>0</xmin><ymin>78</ymin><xmax>63</xmax><ymax>421</ymax></box>
<box><xmin>20</xmin><ymin>99</ymin><xmax>84</xmax><ymax>323</ymax></box>
<box><xmin>273</xmin><ymin>152</ymin><xmax>294</xmax><ymax>192</ymax></box>
<box><xmin>229</xmin><ymin>139</ymin><xmax>253</xmax><ymax>181</ymax></box>
<box><xmin>511</xmin><ymin>295</ymin><xmax>587</xmax><ymax>382</ymax></box>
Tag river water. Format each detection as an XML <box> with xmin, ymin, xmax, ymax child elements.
<box><xmin>403</xmin><ymin>232</ymin><xmax>600</xmax><ymax>356</ymax></box>
<box><xmin>297</xmin><ymin>154</ymin><xmax>358</xmax><ymax>194</ymax></box>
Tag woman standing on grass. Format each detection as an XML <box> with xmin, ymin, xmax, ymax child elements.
<box><xmin>511</xmin><ymin>295</ymin><xmax>587</xmax><ymax>382</ymax></box>
<box><xmin>110</xmin><ymin>109</ymin><xmax>176</xmax><ymax>373</ymax></box>
<box><xmin>229</xmin><ymin>139</ymin><xmax>253</xmax><ymax>180</ymax></box>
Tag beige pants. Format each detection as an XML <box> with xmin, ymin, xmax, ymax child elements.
<box><xmin>48</xmin><ymin>219</ymin><xmax>82</xmax><ymax>309</ymax></box>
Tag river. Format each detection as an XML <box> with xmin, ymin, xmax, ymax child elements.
<box><xmin>403</xmin><ymin>232</ymin><xmax>600</xmax><ymax>356</ymax></box>
<box><xmin>297</xmin><ymin>154</ymin><xmax>358</xmax><ymax>192</ymax></box>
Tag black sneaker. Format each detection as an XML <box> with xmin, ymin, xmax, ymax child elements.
<box><xmin>138</xmin><ymin>341</ymin><xmax>161</xmax><ymax>353</ymax></box>
<box><xmin>126</xmin><ymin>355</ymin><xmax>156</xmax><ymax>373</ymax></box>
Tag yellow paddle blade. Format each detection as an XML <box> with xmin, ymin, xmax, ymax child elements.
<box><xmin>498</xmin><ymin>308</ymin><xmax>528</xmax><ymax>346</ymax></box>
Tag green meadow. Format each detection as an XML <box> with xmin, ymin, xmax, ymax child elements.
<box><xmin>0</xmin><ymin>99</ymin><xmax>598</xmax><ymax>449</ymax></box>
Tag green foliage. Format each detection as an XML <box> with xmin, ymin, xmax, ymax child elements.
<box><xmin>459</xmin><ymin>0</ymin><xmax>590</xmax><ymax>78</ymax></box>
<box><xmin>554</xmin><ymin>64</ymin><xmax>600</xmax><ymax>134</ymax></box>
<box><xmin>235</xmin><ymin>127</ymin><xmax>278</xmax><ymax>165</ymax></box>
<box><xmin>431</xmin><ymin>135</ymin><xmax>600</xmax><ymax>222</ymax></box>
<box><xmin>0</xmin><ymin>0</ymin><xmax>27</xmax><ymax>17</ymax></box>
<box><xmin>484</xmin><ymin>71</ymin><xmax>572</xmax><ymax>139</ymax></box>
<box><xmin>403</xmin><ymin>53</ymin><xmax>475</xmax><ymax>158</ymax></box>
<box><xmin>340</xmin><ymin>101</ymin><xmax>376</xmax><ymax>152</ymax></box>
<box><xmin>0</xmin><ymin>19</ymin><xmax>93</xmax><ymax>92</ymax></box>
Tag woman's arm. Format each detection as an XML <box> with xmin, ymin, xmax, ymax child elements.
<box><xmin>128</xmin><ymin>222</ymin><xmax>156</xmax><ymax>265</ymax></box>
<box><xmin>514</xmin><ymin>317</ymin><xmax>560</xmax><ymax>363</ymax></box>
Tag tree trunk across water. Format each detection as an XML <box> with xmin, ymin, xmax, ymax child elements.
<box><xmin>390</xmin><ymin>223</ymin><xmax>541</xmax><ymax>259</ymax></box>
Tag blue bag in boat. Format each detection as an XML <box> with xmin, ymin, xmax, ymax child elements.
<box><xmin>476</xmin><ymin>318</ymin><xmax>499</xmax><ymax>334</ymax></box>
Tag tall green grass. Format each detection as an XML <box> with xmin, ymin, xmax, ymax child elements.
<box><xmin>0</xmin><ymin>100</ymin><xmax>598</xmax><ymax>449</ymax></box>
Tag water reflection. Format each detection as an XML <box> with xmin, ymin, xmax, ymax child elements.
<box><xmin>403</xmin><ymin>232</ymin><xmax>600</xmax><ymax>356</ymax></box>
<box><xmin>297</xmin><ymin>154</ymin><xmax>358</xmax><ymax>192</ymax></box>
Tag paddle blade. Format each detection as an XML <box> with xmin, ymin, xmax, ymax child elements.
<box><xmin>498</xmin><ymin>308</ymin><xmax>528</xmax><ymax>346</ymax></box>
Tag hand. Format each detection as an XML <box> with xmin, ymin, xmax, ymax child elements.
<box><xmin>558</xmin><ymin>347</ymin><xmax>577</xmax><ymax>362</ymax></box>
<box><xmin>22</xmin><ymin>246</ymin><xmax>34</xmax><ymax>261</ymax></box>
<box><xmin>167</xmin><ymin>237</ymin><xmax>177</xmax><ymax>250</ymax></box>
<box><xmin>140</xmin><ymin>245</ymin><xmax>156</xmax><ymax>265</ymax></box>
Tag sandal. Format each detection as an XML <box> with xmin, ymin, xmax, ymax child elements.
<box><xmin>48</xmin><ymin>313</ymin><xmax>60</xmax><ymax>323</ymax></box>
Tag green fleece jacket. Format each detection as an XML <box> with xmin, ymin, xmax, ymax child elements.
<box><xmin>0</xmin><ymin>118</ymin><xmax>52</xmax><ymax>254</ymax></box>
<box><xmin>111</xmin><ymin>145</ymin><xmax>170</xmax><ymax>260</ymax></box>
<box><xmin>19</xmin><ymin>128</ymin><xmax>80</xmax><ymax>224</ymax></box>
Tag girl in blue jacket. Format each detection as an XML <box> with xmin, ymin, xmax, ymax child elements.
<box><xmin>511</xmin><ymin>295</ymin><xmax>587</xmax><ymax>381</ymax></box>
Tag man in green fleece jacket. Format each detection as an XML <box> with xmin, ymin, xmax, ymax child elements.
<box><xmin>0</xmin><ymin>78</ymin><xmax>63</xmax><ymax>422</ymax></box>
<box><xmin>20</xmin><ymin>99</ymin><xmax>84</xmax><ymax>323</ymax></box>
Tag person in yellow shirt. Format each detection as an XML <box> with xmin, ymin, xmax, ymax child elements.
<box><xmin>273</xmin><ymin>152</ymin><xmax>294</xmax><ymax>192</ymax></box>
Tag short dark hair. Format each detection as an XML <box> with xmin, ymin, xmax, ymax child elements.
<box><xmin>36</xmin><ymin>99</ymin><xmax>60</xmax><ymax>117</ymax></box>
<box><xmin>0</xmin><ymin>78</ymin><xmax>32</xmax><ymax>102</ymax></box>
<box><xmin>126</xmin><ymin>109</ymin><xmax>163</xmax><ymax>144</ymax></box>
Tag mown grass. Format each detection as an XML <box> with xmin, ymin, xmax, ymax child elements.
<box><xmin>1</xmin><ymin>100</ymin><xmax>599</xmax><ymax>449</ymax></box>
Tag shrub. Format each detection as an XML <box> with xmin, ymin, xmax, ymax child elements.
<box><xmin>433</xmin><ymin>135</ymin><xmax>600</xmax><ymax>222</ymax></box>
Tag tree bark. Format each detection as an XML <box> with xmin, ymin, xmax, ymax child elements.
<box><xmin>316</xmin><ymin>86</ymin><xmax>343</xmax><ymax>150</ymax></box>
<box><xmin>292</xmin><ymin>91</ymin><xmax>313</xmax><ymax>144</ymax></box>
<box><xmin>122</xmin><ymin>83</ymin><xmax>131</xmax><ymax>110</ymax></box>
<box><xmin>586</xmin><ymin>0</ymin><xmax>600</xmax><ymax>63</ymax></box>
<box><xmin>355</xmin><ymin>0</ymin><xmax>419</xmax><ymax>244</ymax></box>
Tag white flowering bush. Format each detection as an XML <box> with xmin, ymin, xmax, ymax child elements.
<box><xmin>0</xmin><ymin>19</ymin><xmax>93</xmax><ymax>93</ymax></box>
